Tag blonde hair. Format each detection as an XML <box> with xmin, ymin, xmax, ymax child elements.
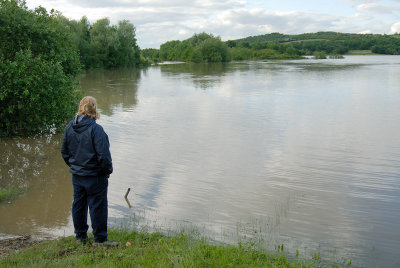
<box><xmin>78</xmin><ymin>96</ymin><xmax>100</xmax><ymax>119</ymax></box>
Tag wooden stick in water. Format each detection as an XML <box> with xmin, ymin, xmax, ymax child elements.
<box><xmin>124</xmin><ymin>188</ymin><xmax>132</xmax><ymax>208</ymax></box>
<box><xmin>124</xmin><ymin>188</ymin><xmax>131</xmax><ymax>199</ymax></box>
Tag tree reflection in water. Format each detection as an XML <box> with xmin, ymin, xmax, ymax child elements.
<box><xmin>0</xmin><ymin>68</ymin><xmax>141</xmax><ymax>236</ymax></box>
<box><xmin>79</xmin><ymin>68</ymin><xmax>140</xmax><ymax>116</ymax></box>
<box><xmin>0</xmin><ymin>133</ymin><xmax>72</xmax><ymax>235</ymax></box>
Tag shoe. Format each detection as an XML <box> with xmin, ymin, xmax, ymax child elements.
<box><xmin>93</xmin><ymin>240</ymin><xmax>119</xmax><ymax>247</ymax></box>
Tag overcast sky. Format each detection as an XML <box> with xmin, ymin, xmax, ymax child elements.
<box><xmin>26</xmin><ymin>0</ymin><xmax>400</xmax><ymax>48</ymax></box>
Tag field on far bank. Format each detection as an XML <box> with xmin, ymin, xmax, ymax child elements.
<box><xmin>346</xmin><ymin>50</ymin><xmax>376</xmax><ymax>55</ymax></box>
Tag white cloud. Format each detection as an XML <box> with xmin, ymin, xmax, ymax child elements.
<box><xmin>25</xmin><ymin>0</ymin><xmax>400</xmax><ymax>48</ymax></box>
<box><xmin>133</xmin><ymin>8</ymin><xmax>346</xmax><ymax>48</ymax></box>
<box><xmin>347</xmin><ymin>0</ymin><xmax>381</xmax><ymax>3</ymax></box>
<box><xmin>199</xmin><ymin>9</ymin><xmax>341</xmax><ymax>38</ymax></box>
<box><xmin>332</xmin><ymin>13</ymin><xmax>390</xmax><ymax>34</ymax></box>
<box><xmin>356</xmin><ymin>3</ymin><xmax>396</xmax><ymax>13</ymax></box>
<box><xmin>390</xmin><ymin>22</ymin><xmax>400</xmax><ymax>33</ymax></box>
<box><xmin>67</xmin><ymin>0</ymin><xmax>244</xmax><ymax>9</ymax></box>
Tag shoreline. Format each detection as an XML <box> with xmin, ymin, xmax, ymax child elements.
<box><xmin>0</xmin><ymin>234</ymin><xmax>41</xmax><ymax>259</ymax></box>
<box><xmin>0</xmin><ymin>229</ymin><xmax>329</xmax><ymax>267</ymax></box>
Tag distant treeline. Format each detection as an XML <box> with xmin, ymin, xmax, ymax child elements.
<box><xmin>142</xmin><ymin>33</ymin><xmax>304</xmax><ymax>63</ymax></box>
<box><xmin>143</xmin><ymin>31</ymin><xmax>400</xmax><ymax>63</ymax></box>
<box><xmin>231</xmin><ymin>31</ymin><xmax>400</xmax><ymax>55</ymax></box>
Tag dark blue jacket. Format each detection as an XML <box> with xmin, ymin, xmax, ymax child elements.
<box><xmin>61</xmin><ymin>115</ymin><xmax>113</xmax><ymax>177</ymax></box>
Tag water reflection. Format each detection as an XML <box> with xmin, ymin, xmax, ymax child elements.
<box><xmin>79</xmin><ymin>68</ymin><xmax>140</xmax><ymax>115</ymax></box>
<box><xmin>105</xmin><ymin>57</ymin><xmax>400</xmax><ymax>267</ymax></box>
<box><xmin>160</xmin><ymin>63</ymin><xmax>231</xmax><ymax>90</ymax></box>
<box><xmin>160</xmin><ymin>62</ymin><xmax>230</xmax><ymax>76</ymax></box>
<box><xmin>0</xmin><ymin>134</ymin><xmax>72</xmax><ymax>235</ymax></box>
<box><xmin>1</xmin><ymin>57</ymin><xmax>400</xmax><ymax>267</ymax></box>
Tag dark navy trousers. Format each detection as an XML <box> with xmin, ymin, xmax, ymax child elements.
<box><xmin>72</xmin><ymin>174</ymin><xmax>108</xmax><ymax>242</ymax></box>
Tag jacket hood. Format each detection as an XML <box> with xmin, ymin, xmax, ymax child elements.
<box><xmin>72</xmin><ymin>114</ymin><xmax>95</xmax><ymax>134</ymax></box>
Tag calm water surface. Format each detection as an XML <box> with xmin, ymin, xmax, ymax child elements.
<box><xmin>1</xmin><ymin>56</ymin><xmax>400</xmax><ymax>267</ymax></box>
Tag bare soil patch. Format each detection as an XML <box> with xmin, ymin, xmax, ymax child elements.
<box><xmin>0</xmin><ymin>234</ymin><xmax>40</xmax><ymax>258</ymax></box>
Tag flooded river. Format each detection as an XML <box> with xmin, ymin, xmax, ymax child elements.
<box><xmin>1</xmin><ymin>56</ymin><xmax>400</xmax><ymax>267</ymax></box>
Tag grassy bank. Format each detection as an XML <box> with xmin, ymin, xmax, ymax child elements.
<box><xmin>0</xmin><ymin>229</ymin><xmax>321</xmax><ymax>267</ymax></box>
<box><xmin>0</xmin><ymin>188</ymin><xmax>22</xmax><ymax>203</ymax></box>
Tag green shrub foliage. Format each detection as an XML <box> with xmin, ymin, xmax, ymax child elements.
<box><xmin>231</xmin><ymin>31</ymin><xmax>400</xmax><ymax>55</ymax></box>
<box><xmin>145</xmin><ymin>33</ymin><xmax>304</xmax><ymax>63</ymax></box>
<box><xmin>313</xmin><ymin>51</ymin><xmax>327</xmax><ymax>59</ymax></box>
<box><xmin>0</xmin><ymin>0</ymin><xmax>81</xmax><ymax>136</ymax></box>
<box><xmin>58</xmin><ymin>16</ymin><xmax>141</xmax><ymax>69</ymax></box>
<box><xmin>158</xmin><ymin>33</ymin><xmax>231</xmax><ymax>63</ymax></box>
<box><xmin>149</xmin><ymin>31</ymin><xmax>400</xmax><ymax>63</ymax></box>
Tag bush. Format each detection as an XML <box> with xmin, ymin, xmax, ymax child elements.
<box><xmin>158</xmin><ymin>33</ymin><xmax>231</xmax><ymax>63</ymax></box>
<box><xmin>0</xmin><ymin>0</ymin><xmax>81</xmax><ymax>136</ymax></box>
<box><xmin>230</xmin><ymin>47</ymin><xmax>252</xmax><ymax>60</ymax></box>
<box><xmin>0</xmin><ymin>50</ymin><xmax>80</xmax><ymax>136</ymax></box>
<box><xmin>200</xmin><ymin>38</ymin><xmax>230</xmax><ymax>62</ymax></box>
<box><xmin>313</xmin><ymin>51</ymin><xmax>327</xmax><ymax>59</ymax></box>
<box><xmin>329</xmin><ymin>54</ymin><xmax>344</xmax><ymax>59</ymax></box>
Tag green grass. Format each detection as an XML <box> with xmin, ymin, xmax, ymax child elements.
<box><xmin>0</xmin><ymin>187</ymin><xmax>23</xmax><ymax>203</ymax></box>
<box><xmin>0</xmin><ymin>229</ymin><xmax>317</xmax><ymax>267</ymax></box>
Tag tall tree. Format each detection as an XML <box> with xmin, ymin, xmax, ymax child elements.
<box><xmin>116</xmin><ymin>20</ymin><xmax>140</xmax><ymax>67</ymax></box>
<box><xmin>0</xmin><ymin>0</ymin><xmax>81</xmax><ymax>136</ymax></box>
<box><xmin>89</xmin><ymin>18</ymin><xmax>119</xmax><ymax>68</ymax></box>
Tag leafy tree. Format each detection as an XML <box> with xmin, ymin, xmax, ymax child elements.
<box><xmin>156</xmin><ymin>33</ymin><xmax>231</xmax><ymax>63</ymax></box>
<box><xmin>189</xmin><ymin>49</ymin><xmax>203</xmax><ymax>63</ymax></box>
<box><xmin>141</xmin><ymin>48</ymin><xmax>160</xmax><ymax>63</ymax></box>
<box><xmin>233</xmin><ymin>31</ymin><xmax>400</xmax><ymax>55</ymax></box>
<box><xmin>251</xmin><ymin>42</ymin><xmax>267</xmax><ymax>50</ymax></box>
<box><xmin>116</xmin><ymin>20</ymin><xmax>141</xmax><ymax>67</ymax></box>
<box><xmin>226</xmin><ymin>40</ymin><xmax>237</xmax><ymax>48</ymax></box>
<box><xmin>58</xmin><ymin>16</ymin><xmax>92</xmax><ymax>68</ymax></box>
<box><xmin>238</xmin><ymin>42</ymin><xmax>251</xmax><ymax>49</ymax></box>
<box><xmin>89</xmin><ymin>18</ymin><xmax>119</xmax><ymax>68</ymax></box>
<box><xmin>313</xmin><ymin>51</ymin><xmax>327</xmax><ymax>59</ymax></box>
<box><xmin>159</xmin><ymin>40</ymin><xmax>182</xmax><ymax>61</ymax></box>
<box><xmin>0</xmin><ymin>0</ymin><xmax>81</xmax><ymax>136</ymax></box>
<box><xmin>230</xmin><ymin>47</ymin><xmax>252</xmax><ymax>60</ymax></box>
<box><xmin>58</xmin><ymin>16</ymin><xmax>142</xmax><ymax>68</ymax></box>
<box><xmin>200</xmin><ymin>38</ymin><xmax>230</xmax><ymax>62</ymax></box>
<box><xmin>0</xmin><ymin>50</ymin><xmax>79</xmax><ymax>135</ymax></box>
<box><xmin>0</xmin><ymin>1</ymin><xmax>81</xmax><ymax>77</ymax></box>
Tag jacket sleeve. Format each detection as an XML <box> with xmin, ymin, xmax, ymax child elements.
<box><xmin>61</xmin><ymin>123</ymin><xmax>72</xmax><ymax>167</ymax></box>
<box><xmin>93</xmin><ymin>125</ymin><xmax>113</xmax><ymax>176</ymax></box>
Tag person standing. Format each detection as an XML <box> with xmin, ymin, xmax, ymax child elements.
<box><xmin>61</xmin><ymin>96</ymin><xmax>117</xmax><ymax>246</ymax></box>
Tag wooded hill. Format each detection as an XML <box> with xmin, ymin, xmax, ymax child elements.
<box><xmin>143</xmin><ymin>31</ymin><xmax>400</xmax><ymax>63</ymax></box>
<box><xmin>228</xmin><ymin>31</ymin><xmax>400</xmax><ymax>55</ymax></box>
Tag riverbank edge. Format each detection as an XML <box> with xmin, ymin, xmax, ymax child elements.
<box><xmin>0</xmin><ymin>229</ymin><xmax>330</xmax><ymax>267</ymax></box>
